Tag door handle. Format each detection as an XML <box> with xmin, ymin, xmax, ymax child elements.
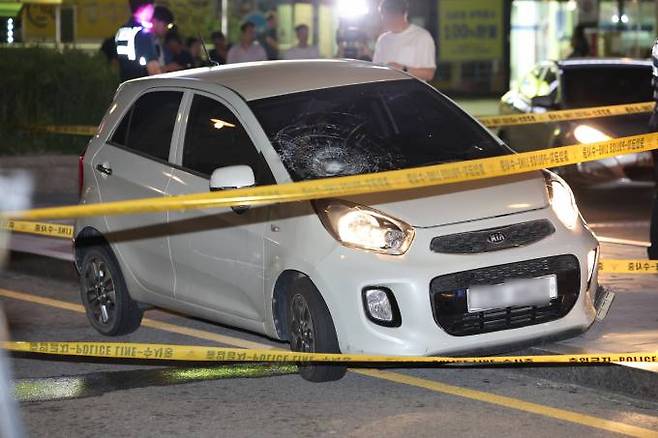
<box><xmin>96</xmin><ymin>163</ymin><xmax>112</xmax><ymax>176</ymax></box>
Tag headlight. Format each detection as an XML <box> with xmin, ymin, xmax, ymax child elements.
<box><xmin>573</xmin><ymin>125</ymin><xmax>612</xmax><ymax>144</ymax></box>
<box><xmin>544</xmin><ymin>172</ymin><xmax>580</xmax><ymax>229</ymax></box>
<box><xmin>313</xmin><ymin>199</ymin><xmax>415</xmax><ymax>255</ymax></box>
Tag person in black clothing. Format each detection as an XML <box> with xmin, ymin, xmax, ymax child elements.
<box><xmin>164</xmin><ymin>31</ymin><xmax>194</xmax><ymax>70</ymax></box>
<box><xmin>569</xmin><ymin>24</ymin><xmax>590</xmax><ymax>58</ymax></box>
<box><xmin>152</xmin><ymin>5</ymin><xmax>175</xmax><ymax>67</ymax></box>
<box><xmin>115</xmin><ymin>0</ymin><xmax>161</xmax><ymax>82</ymax></box>
<box><xmin>186</xmin><ymin>37</ymin><xmax>204</xmax><ymax>67</ymax></box>
<box><xmin>100</xmin><ymin>36</ymin><xmax>118</xmax><ymax>66</ymax></box>
<box><xmin>259</xmin><ymin>12</ymin><xmax>279</xmax><ymax>60</ymax></box>
<box><xmin>208</xmin><ymin>31</ymin><xmax>228</xmax><ymax>65</ymax></box>
<box><xmin>648</xmin><ymin>39</ymin><xmax>658</xmax><ymax>259</ymax></box>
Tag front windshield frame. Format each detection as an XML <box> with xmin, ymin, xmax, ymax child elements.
<box><xmin>249</xmin><ymin>79</ymin><xmax>511</xmax><ymax>182</ymax></box>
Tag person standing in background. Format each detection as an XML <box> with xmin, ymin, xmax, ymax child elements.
<box><xmin>648</xmin><ymin>39</ymin><xmax>658</xmax><ymax>259</ymax></box>
<box><xmin>151</xmin><ymin>6</ymin><xmax>175</xmax><ymax>68</ymax></box>
<box><xmin>569</xmin><ymin>24</ymin><xmax>590</xmax><ymax>58</ymax></box>
<box><xmin>227</xmin><ymin>22</ymin><xmax>267</xmax><ymax>64</ymax></box>
<box><xmin>208</xmin><ymin>31</ymin><xmax>229</xmax><ymax>65</ymax></box>
<box><xmin>284</xmin><ymin>24</ymin><xmax>320</xmax><ymax>60</ymax></box>
<box><xmin>100</xmin><ymin>36</ymin><xmax>118</xmax><ymax>68</ymax></box>
<box><xmin>372</xmin><ymin>0</ymin><xmax>436</xmax><ymax>81</ymax></box>
<box><xmin>186</xmin><ymin>37</ymin><xmax>204</xmax><ymax>67</ymax></box>
<box><xmin>164</xmin><ymin>31</ymin><xmax>194</xmax><ymax>70</ymax></box>
<box><xmin>260</xmin><ymin>12</ymin><xmax>279</xmax><ymax>60</ymax></box>
<box><xmin>115</xmin><ymin>0</ymin><xmax>160</xmax><ymax>82</ymax></box>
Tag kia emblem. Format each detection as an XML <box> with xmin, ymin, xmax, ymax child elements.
<box><xmin>488</xmin><ymin>232</ymin><xmax>506</xmax><ymax>244</ymax></box>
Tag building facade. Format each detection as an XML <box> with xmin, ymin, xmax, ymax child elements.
<box><xmin>1</xmin><ymin>0</ymin><xmax>657</xmax><ymax>96</ymax></box>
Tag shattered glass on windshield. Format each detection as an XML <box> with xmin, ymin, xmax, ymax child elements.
<box><xmin>250</xmin><ymin>80</ymin><xmax>508</xmax><ymax>182</ymax></box>
<box><xmin>272</xmin><ymin>112</ymin><xmax>404</xmax><ymax>180</ymax></box>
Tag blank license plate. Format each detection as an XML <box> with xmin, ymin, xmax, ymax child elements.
<box><xmin>467</xmin><ymin>275</ymin><xmax>558</xmax><ymax>313</ymax></box>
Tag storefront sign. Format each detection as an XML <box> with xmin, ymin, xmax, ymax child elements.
<box><xmin>438</xmin><ymin>0</ymin><xmax>505</xmax><ymax>62</ymax></box>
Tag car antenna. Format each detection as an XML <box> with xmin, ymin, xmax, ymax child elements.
<box><xmin>199</xmin><ymin>34</ymin><xmax>220</xmax><ymax>67</ymax></box>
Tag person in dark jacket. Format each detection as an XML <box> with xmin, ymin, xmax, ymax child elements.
<box><xmin>164</xmin><ymin>31</ymin><xmax>194</xmax><ymax>70</ymax></box>
<box><xmin>648</xmin><ymin>39</ymin><xmax>658</xmax><ymax>259</ymax></box>
<box><xmin>208</xmin><ymin>31</ymin><xmax>228</xmax><ymax>65</ymax></box>
<box><xmin>569</xmin><ymin>24</ymin><xmax>590</xmax><ymax>58</ymax></box>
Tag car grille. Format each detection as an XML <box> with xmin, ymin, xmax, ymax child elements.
<box><xmin>430</xmin><ymin>255</ymin><xmax>580</xmax><ymax>336</ymax></box>
<box><xmin>430</xmin><ymin>220</ymin><xmax>555</xmax><ymax>254</ymax></box>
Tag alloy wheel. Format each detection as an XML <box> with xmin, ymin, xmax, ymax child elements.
<box><xmin>83</xmin><ymin>257</ymin><xmax>117</xmax><ymax>325</ymax></box>
<box><xmin>290</xmin><ymin>293</ymin><xmax>315</xmax><ymax>353</ymax></box>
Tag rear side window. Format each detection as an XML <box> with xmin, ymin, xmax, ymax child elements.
<box><xmin>182</xmin><ymin>94</ymin><xmax>274</xmax><ymax>184</ymax></box>
<box><xmin>110</xmin><ymin>91</ymin><xmax>183</xmax><ymax>161</ymax></box>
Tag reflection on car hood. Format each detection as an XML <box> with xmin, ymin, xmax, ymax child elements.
<box><xmin>342</xmin><ymin>171</ymin><xmax>548</xmax><ymax>228</ymax></box>
<box><xmin>571</xmin><ymin>113</ymin><xmax>651</xmax><ymax>138</ymax></box>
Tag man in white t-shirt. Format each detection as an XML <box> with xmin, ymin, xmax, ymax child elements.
<box><xmin>284</xmin><ymin>24</ymin><xmax>321</xmax><ymax>60</ymax></box>
<box><xmin>373</xmin><ymin>0</ymin><xmax>436</xmax><ymax>81</ymax></box>
<box><xmin>227</xmin><ymin>21</ymin><xmax>267</xmax><ymax>64</ymax></box>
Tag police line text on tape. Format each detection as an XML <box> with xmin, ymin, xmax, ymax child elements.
<box><xmin>4</xmin><ymin>132</ymin><xmax>658</xmax><ymax>222</ymax></box>
<box><xmin>478</xmin><ymin>101</ymin><xmax>654</xmax><ymax>129</ymax></box>
<box><xmin>3</xmin><ymin>341</ymin><xmax>657</xmax><ymax>365</ymax></box>
<box><xmin>0</xmin><ymin>220</ymin><xmax>73</xmax><ymax>239</ymax></box>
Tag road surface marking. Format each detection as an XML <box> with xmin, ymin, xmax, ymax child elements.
<box><xmin>1</xmin><ymin>287</ymin><xmax>656</xmax><ymax>437</ymax></box>
<box><xmin>352</xmin><ymin>369</ymin><xmax>658</xmax><ymax>438</ymax></box>
<box><xmin>0</xmin><ymin>288</ymin><xmax>273</xmax><ymax>350</ymax></box>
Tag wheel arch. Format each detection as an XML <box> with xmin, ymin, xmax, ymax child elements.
<box><xmin>272</xmin><ymin>270</ymin><xmax>335</xmax><ymax>341</ymax></box>
<box><xmin>74</xmin><ymin>227</ymin><xmax>110</xmax><ymax>272</ymax></box>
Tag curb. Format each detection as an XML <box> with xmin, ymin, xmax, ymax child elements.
<box><xmin>525</xmin><ymin>345</ymin><xmax>658</xmax><ymax>402</ymax></box>
<box><xmin>0</xmin><ymin>155</ymin><xmax>78</xmax><ymax>196</ymax></box>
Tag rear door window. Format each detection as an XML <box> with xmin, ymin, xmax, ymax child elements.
<box><xmin>111</xmin><ymin>91</ymin><xmax>183</xmax><ymax>161</ymax></box>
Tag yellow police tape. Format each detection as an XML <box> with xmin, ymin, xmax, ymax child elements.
<box><xmin>4</xmin><ymin>132</ymin><xmax>658</xmax><ymax>222</ymax></box>
<box><xmin>598</xmin><ymin>259</ymin><xmax>658</xmax><ymax>274</ymax></box>
<box><xmin>2</xmin><ymin>220</ymin><xmax>657</xmax><ymax>275</ymax></box>
<box><xmin>33</xmin><ymin>125</ymin><xmax>98</xmax><ymax>136</ymax></box>
<box><xmin>3</xmin><ymin>341</ymin><xmax>657</xmax><ymax>365</ymax></box>
<box><xmin>33</xmin><ymin>102</ymin><xmax>655</xmax><ymax>134</ymax></box>
<box><xmin>478</xmin><ymin>101</ymin><xmax>654</xmax><ymax>129</ymax></box>
<box><xmin>0</xmin><ymin>219</ymin><xmax>73</xmax><ymax>239</ymax></box>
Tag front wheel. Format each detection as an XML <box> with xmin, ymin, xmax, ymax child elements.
<box><xmin>79</xmin><ymin>245</ymin><xmax>143</xmax><ymax>336</ymax></box>
<box><xmin>287</xmin><ymin>278</ymin><xmax>347</xmax><ymax>382</ymax></box>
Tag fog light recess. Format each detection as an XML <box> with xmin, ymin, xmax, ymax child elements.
<box><xmin>362</xmin><ymin>287</ymin><xmax>401</xmax><ymax>327</ymax></box>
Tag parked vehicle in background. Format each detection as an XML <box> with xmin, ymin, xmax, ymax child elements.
<box><xmin>75</xmin><ymin>60</ymin><xmax>604</xmax><ymax>383</ymax></box>
<box><xmin>499</xmin><ymin>59</ymin><xmax>654</xmax><ymax>184</ymax></box>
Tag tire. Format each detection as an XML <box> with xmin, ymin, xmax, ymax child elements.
<box><xmin>286</xmin><ymin>277</ymin><xmax>347</xmax><ymax>382</ymax></box>
<box><xmin>79</xmin><ymin>245</ymin><xmax>143</xmax><ymax>336</ymax></box>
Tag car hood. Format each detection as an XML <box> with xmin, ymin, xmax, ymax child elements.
<box><xmin>342</xmin><ymin>171</ymin><xmax>549</xmax><ymax>228</ymax></box>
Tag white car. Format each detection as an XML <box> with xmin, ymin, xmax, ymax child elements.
<box><xmin>75</xmin><ymin>60</ymin><xmax>602</xmax><ymax>382</ymax></box>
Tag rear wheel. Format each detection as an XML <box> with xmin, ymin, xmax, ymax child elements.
<box><xmin>287</xmin><ymin>278</ymin><xmax>347</xmax><ymax>382</ymax></box>
<box><xmin>79</xmin><ymin>245</ymin><xmax>143</xmax><ymax>336</ymax></box>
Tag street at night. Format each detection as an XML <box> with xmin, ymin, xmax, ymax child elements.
<box><xmin>0</xmin><ymin>160</ymin><xmax>656</xmax><ymax>437</ymax></box>
<box><xmin>2</xmin><ymin>0</ymin><xmax>658</xmax><ymax>437</ymax></box>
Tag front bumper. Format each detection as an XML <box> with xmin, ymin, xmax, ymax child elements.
<box><xmin>308</xmin><ymin>207</ymin><xmax>599</xmax><ymax>357</ymax></box>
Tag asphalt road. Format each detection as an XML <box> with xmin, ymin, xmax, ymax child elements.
<box><xmin>1</xmin><ymin>183</ymin><xmax>658</xmax><ymax>437</ymax></box>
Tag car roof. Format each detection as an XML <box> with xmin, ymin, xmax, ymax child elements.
<box><xmin>556</xmin><ymin>58</ymin><xmax>651</xmax><ymax>70</ymax></box>
<box><xmin>127</xmin><ymin>59</ymin><xmax>412</xmax><ymax>101</ymax></box>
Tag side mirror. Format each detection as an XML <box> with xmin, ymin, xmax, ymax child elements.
<box><xmin>209</xmin><ymin>165</ymin><xmax>255</xmax><ymax>192</ymax></box>
<box><xmin>531</xmin><ymin>94</ymin><xmax>556</xmax><ymax>109</ymax></box>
